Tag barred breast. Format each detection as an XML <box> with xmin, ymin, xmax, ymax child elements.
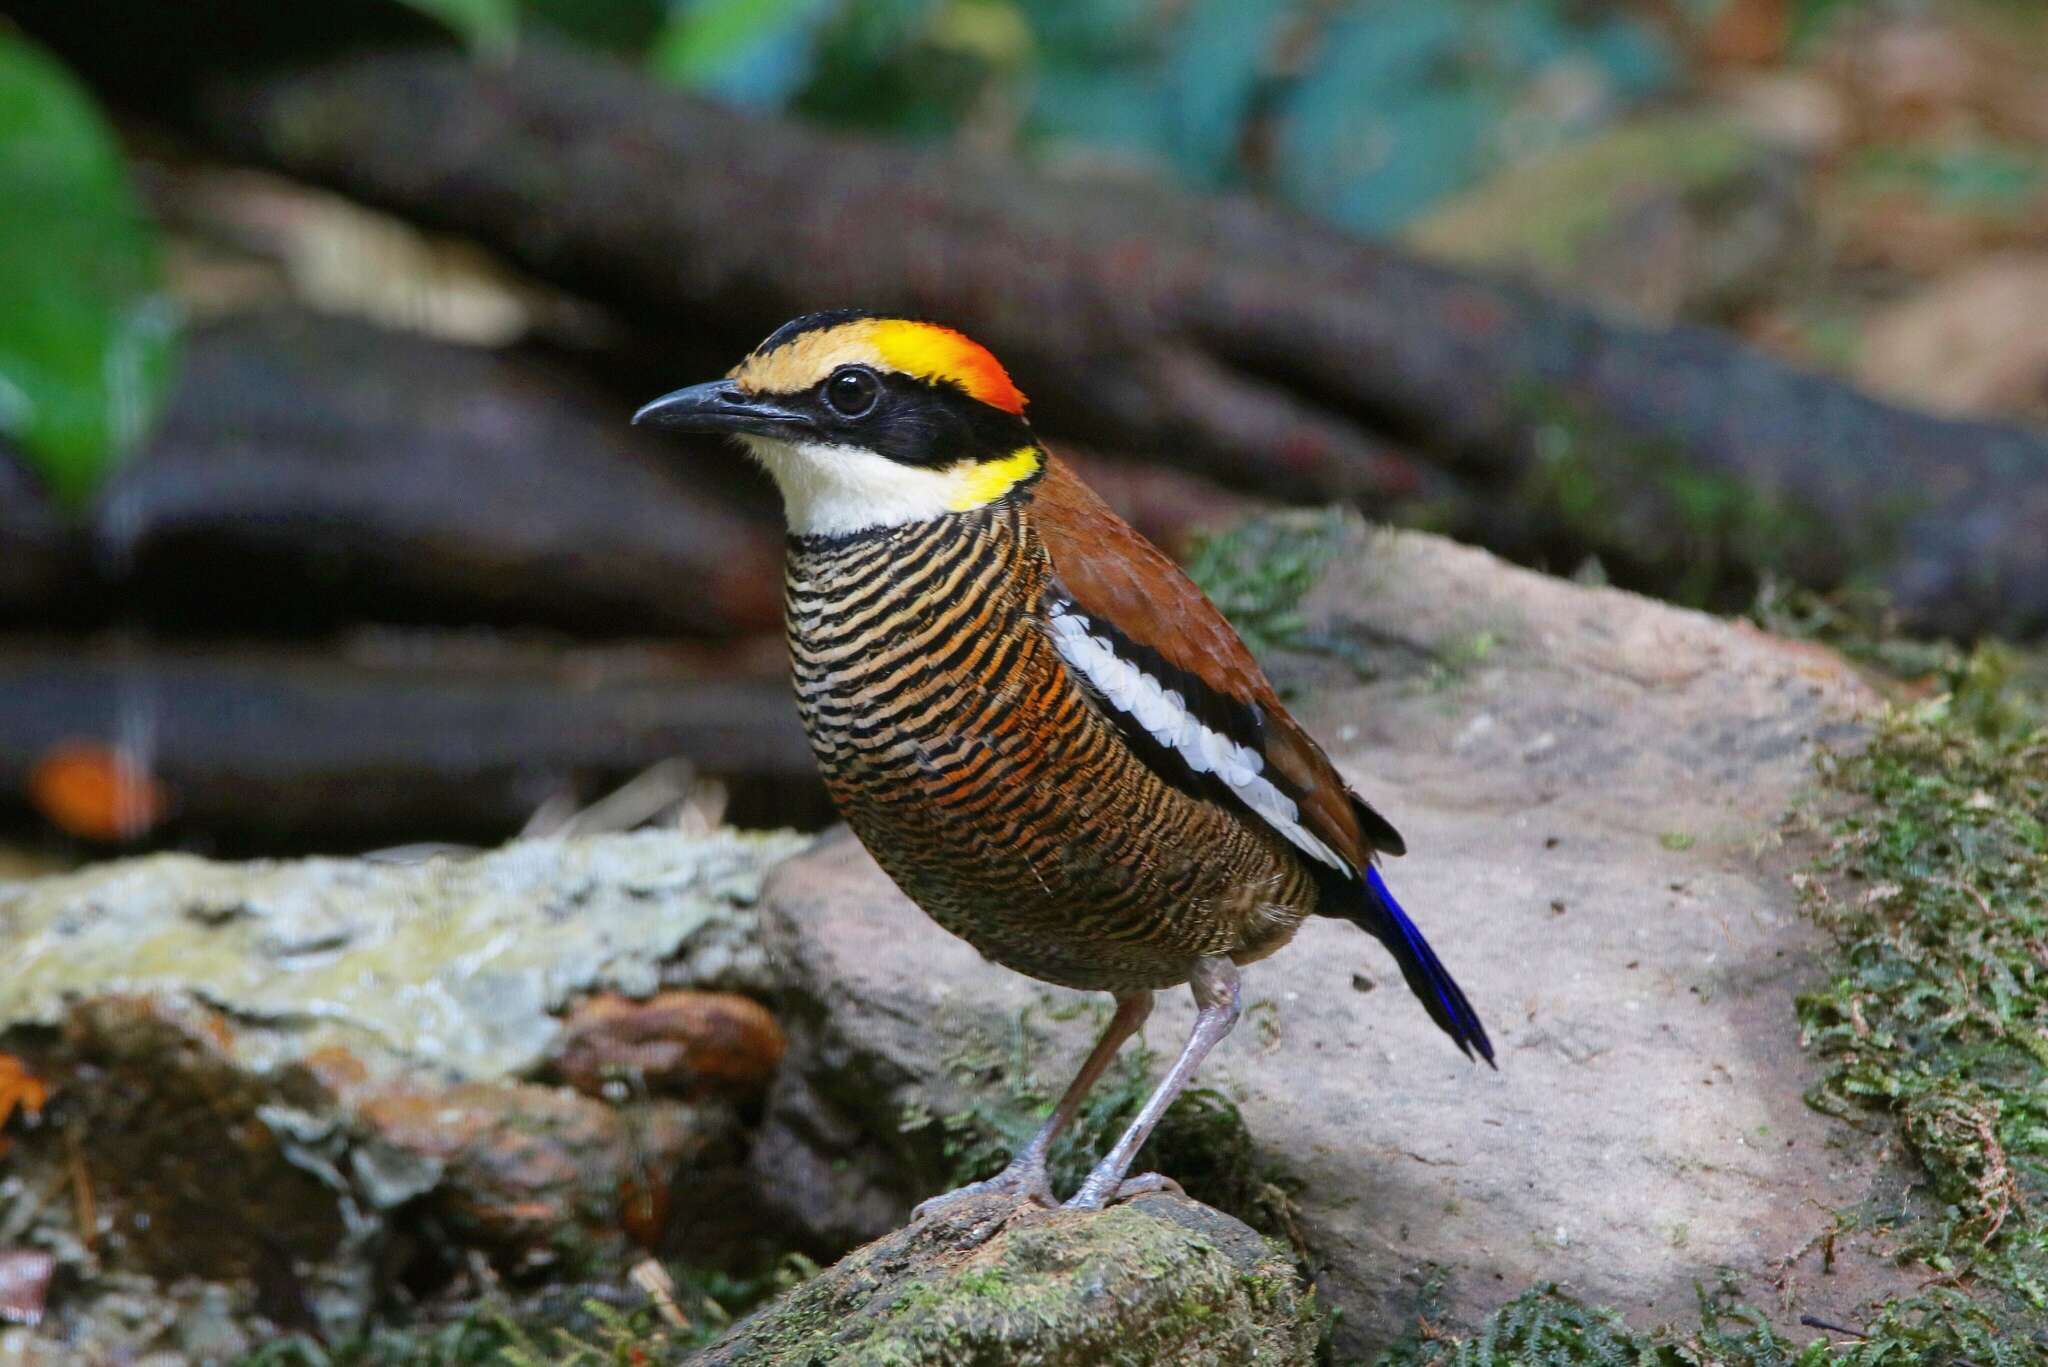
<box><xmin>785</xmin><ymin>502</ymin><xmax>1317</xmax><ymax>992</ymax></box>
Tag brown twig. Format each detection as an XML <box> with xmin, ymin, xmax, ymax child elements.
<box><xmin>1798</xmin><ymin>1314</ymin><xmax>1866</xmax><ymax>1338</ymax></box>
<box><xmin>64</xmin><ymin>1128</ymin><xmax>95</xmax><ymax>1253</ymax></box>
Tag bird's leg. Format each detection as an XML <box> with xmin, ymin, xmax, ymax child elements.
<box><xmin>912</xmin><ymin>990</ymin><xmax>1153</xmax><ymax>1218</ymax></box>
<box><xmin>1065</xmin><ymin>956</ymin><xmax>1241</xmax><ymax>1211</ymax></box>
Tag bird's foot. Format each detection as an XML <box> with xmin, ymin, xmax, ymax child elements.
<box><xmin>912</xmin><ymin>1159</ymin><xmax>1057</xmax><ymax>1220</ymax></box>
<box><xmin>1061</xmin><ymin>1170</ymin><xmax>1184</xmax><ymax>1212</ymax></box>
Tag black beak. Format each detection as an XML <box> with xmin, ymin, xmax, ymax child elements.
<box><xmin>632</xmin><ymin>380</ymin><xmax>812</xmax><ymax>437</ymax></box>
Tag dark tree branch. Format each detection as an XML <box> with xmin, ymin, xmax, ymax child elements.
<box><xmin>0</xmin><ymin>638</ymin><xmax>816</xmax><ymax>849</ymax></box>
<box><xmin>178</xmin><ymin>46</ymin><xmax>2044</xmax><ymax>634</ymax></box>
<box><xmin>0</xmin><ymin>452</ymin><xmax>87</xmax><ymax>624</ymax></box>
<box><xmin>15</xmin><ymin>12</ymin><xmax>2048</xmax><ymax>633</ymax></box>
<box><xmin>105</xmin><ymin>310</ymin><xmax>786</xmax><ymax>638</ymax></box>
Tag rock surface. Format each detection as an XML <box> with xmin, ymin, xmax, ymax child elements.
<box><xmin>1855</xmin><ymin>252</ymin><xmax>2048</xmax><ymax>425</ymax></box>
<box><xmin>1</xmin><ymin>830</ymin><xmax>804</xmax><ymax>1072</ymax></box>
<box><xmin>0</xmin><ymin>829</ymin><xmax>805</xmax><ymax>1356</ymax></box>
<box><xmin>686</xmin><ymin>1192</ymin><xmax>1315</xmax><ymax>1367</ymax></box>
<box><xmin>553</xmin><ymin>990</ymin><xmax>787</xmax><ymax>1104</ymax></box>
<box><xmin>748</xmin><ymin>518</ymin><xmax>1921</xmax><ymax>1356</ymax></box>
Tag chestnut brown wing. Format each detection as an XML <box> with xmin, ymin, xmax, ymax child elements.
<box><xmin>1031</xmin><ymin>455</ymin><xmax>1402</xmax><ymax>869</ymax></box>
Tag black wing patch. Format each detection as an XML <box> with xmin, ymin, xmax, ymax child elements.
<box><xmin>1042</xmin><ymin>593</ymin><xmax>1351</xmax><ymax>872</ymax></box>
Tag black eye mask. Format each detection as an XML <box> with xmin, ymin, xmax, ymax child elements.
<box><xmin>779</xmin><ymin>370</ymin><xmax>1034</xmax><ymax>468</ymax></box>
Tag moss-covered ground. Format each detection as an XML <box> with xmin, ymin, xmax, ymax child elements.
<box><xmin>1508</xmin><ymin>386</ymin><xmax>1845</xmax><ymax>612</ymax></box>
<box><xmin>1374</xmin><ymin>1280</ymin><xmax>2029</xmax><ymax>1366</ymax></box>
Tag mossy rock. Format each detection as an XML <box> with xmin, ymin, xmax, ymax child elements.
<box><xmin>684</xmin><ymin>1193</ymin><xmax>1316</xmax><ymax>1366</ymax></box>
<box><xmin>1405</xmin><ymin>113</ymin><xmax>1802</xmax><ymax>322</ymax></box>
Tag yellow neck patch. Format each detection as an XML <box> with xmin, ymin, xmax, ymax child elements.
<box><xmin>946</xmin><ymin>445</ymin><xmax>1042</xmax><ymax>511</ymax></box>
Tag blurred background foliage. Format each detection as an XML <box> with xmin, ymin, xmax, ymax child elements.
<box><xmin>8</xmin><ymin>0</ymin><xmax>2045</xmax><ymax>512</ymax></box>
<box><xmin>629</xmin><ymin>0</ymin><xmax>1679</xmax><ymax>222</ymax></box>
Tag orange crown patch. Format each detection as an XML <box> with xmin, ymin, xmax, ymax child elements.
<box><xmin>869</xmin><ymin>320</ymin><xmax>1027</xmax><ymax>415</ymax></box>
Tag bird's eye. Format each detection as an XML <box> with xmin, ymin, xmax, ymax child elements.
<box><xmin>823</xmin><ymin>366</ymin><xmax>881</xmax><ymax>418</ymax></box>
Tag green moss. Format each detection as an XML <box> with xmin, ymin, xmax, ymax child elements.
<box><xmin>237</xmin><ymin>1255</ymin><xmax>820</xmax><ymax>1366</ymax></box>
<box><xmin>1844</xmin><ymin>137</ymin><xmax>2048</xmax><ymax>221</ymax></box>
<box><xmin>1422</xmin><ymin>629</ymin><xmax>1505</xmax><ymax>692</ymax></box>
<box><xmin>1406</xmin><ymin>116</ymin><xmax>1767</xmax><ymax>281</ymax></box>
<box><xmin>704</xmin><ymin>1199</ymin><xmax>1317</xmax><ymax>1365</ymax></box>
<box><xmin>239</xmin><ymin>1305</ymin><xmax>675</xmax><ymax>1367</ymax></box>
<box><xmin>1749</xmin><ymin>580</ymin><xmax>1958</xmax><ymax>681</ymax></box>
<box><xmin>236</xmin><ymin>1303</ymin><xmax>660</xmax><ymax>1367</ymax></box>
<box><xmin>237</xmin><ymin>1310</ymin><xmax>521</xmax><ymax>1367</ymax></box>
<box><xmin>1374</xmin><ymin>1281</ymin><xmax>2035</xmax><ymax>1366</ymax></box>
<box><xmin>1796</xmin><ymin>647</ymin><xmax>2047</xmax><ymax>1289</ymax></box>
<box><xmin>1181</xmin><ymin>510</ymin><xmax>1350</xmax><ymax>659</ymax></box>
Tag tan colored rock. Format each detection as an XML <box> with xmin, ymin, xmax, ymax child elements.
<box><xmin>748</xmin><ymin>519</ymin><xmax>1920</xmax><ymax>1357</ymax></box>
<box><xmin>552</xmin><ymin>990</ymin><xmax>787</xmax><ymax>1104</ymax></box>
<box><xmin>1856</xmin><ymin>254</ymin><xmax>2048</xmax><ymax>424</ymax></box>
<box><xmin>353</xmin><ymin>1080</ymin><xmax>729</xmax><ymax>1270</ymax></box>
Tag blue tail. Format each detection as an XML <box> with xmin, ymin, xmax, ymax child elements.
<box><xmin>1360</xmin><ymin>866</ymin><xmax>1495</xmax><ymax>1067</ymax></box>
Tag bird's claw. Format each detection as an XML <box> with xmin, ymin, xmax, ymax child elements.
<box><xmin>912</xmin><ymin>1162</ymin><xmax>1056</xmax><ymax>1220</ymax></box>
<box><xmin>1061</xmin><ymin>1170</ymin><xmax>1184</xmax><ymax>1211</ymax></box>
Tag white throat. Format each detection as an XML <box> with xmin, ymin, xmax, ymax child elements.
<box><xmin>738</xmin><ymin>435</ymin><xmax>994</xmax><ymax>537</ymax></box>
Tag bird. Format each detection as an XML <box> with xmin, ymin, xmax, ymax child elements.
<box><xmin>635</xmin><ymin>310</ymin><xmax>1492</xmax><ymax>1212</ymax></box>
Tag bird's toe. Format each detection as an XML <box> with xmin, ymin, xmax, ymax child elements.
<box><xmin>913</xmin><ymin>1164</ymin><xmax>1055</xmax><ymax>1220</ymax></box>
<box><xmin>1061</xmin><ymin>1170</ymin><xmax>1184</xmax><ymax>1211</ymax></box>
<box><xmin>1110</xmin><ymin>1172</ymin><xmax>1185</xmax><ymax>1202</ymax></box>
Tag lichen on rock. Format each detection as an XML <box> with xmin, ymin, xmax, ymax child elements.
<box><xmin>0</xmin><ymin>829</ymin><xmax>806</xmax><ymax>1355</ymax></box>
<box><xmin>0</xmin><ymin>828</ymin><xmax>808</xmax><ymax>1078</ymax></box>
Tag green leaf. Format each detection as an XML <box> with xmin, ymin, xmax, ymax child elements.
<box><xmin>0</xmin><ymin>33</ymin><xmax>176</xmax><ymax>509</ymax></box>
<box><xmin>651</xmin><ymin>0</ymin><xmax>832</xmax><ymax>104</ymax></box>
<box><xmin>396</xmin><ymin>0</ymin><xmax>520</xmax><ymax>54</ymax></box>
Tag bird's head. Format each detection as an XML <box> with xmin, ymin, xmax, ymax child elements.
<box><xmin>635</xmin><ymin>310</ymin><xmax>1041</xmax><ymax>538</ymax></box>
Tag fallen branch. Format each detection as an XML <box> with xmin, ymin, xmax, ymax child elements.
<box><xmin>15</xmin><ymin>12</ymin><xmax>2048</xmax><ymax>632</ymax></box>
<box><xmin>0</xmin><ymin>452</ymin><xmax>86</xmax><ymax>624</ymax></box>
<box><xmin>0</xmin><ymin>637</ymin><xmax>816</xmax><ymax>848</ymax></box>
<box><xmin>105</xmin><ymin>310</ymin><xmax>786</xmax><ymax>638</ymax></box>
<box><xmin>164</xmin><ymin>45</ymin><xmax>2048</xmax><ymax>637</ymax></box>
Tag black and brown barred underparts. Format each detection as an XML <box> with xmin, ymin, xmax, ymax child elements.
<box><xmin>785</xmin><ymin>502</ymin><xmax>1317</xmax><ymax>992</ymax></box>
